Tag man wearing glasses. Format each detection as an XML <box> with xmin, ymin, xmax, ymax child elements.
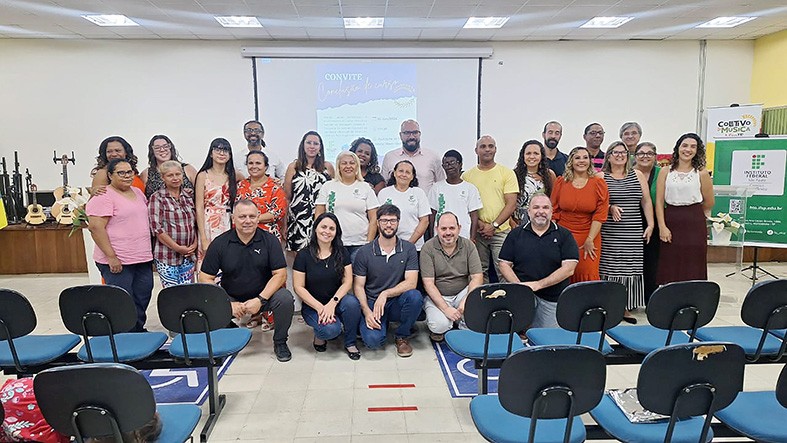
<box><xmin>428</xmin><ymin>150</ymin><xmax>482</xmax><ymax>241</ymax></box>
<box><xmin>241</xmin><ymin>120</ymin><xmax>286</xmax><ymax>180</ymax></box>
<box><xmin>353</xmin><ymin>204</ymin><xmax>423</xmax><ymax>357</ymax></box>
<box><xmin>583</xmin><ymin>122</ymin><xmax>607</xmax><ymax>172</ymax></box>
<box><xmin>380</xmin><ymin>119</ymin><xmax>445</xmax><ymax>194</ymax></box>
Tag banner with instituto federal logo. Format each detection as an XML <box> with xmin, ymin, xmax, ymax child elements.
<box><xmin>705</xmin><ymin>104</ymin><xmax>763</xmax><ymax>172</ymax></box>
<box><xmin>713</xmin><ymin>138</ymin><xmax>787</xmax><ymax>247</ymax></box>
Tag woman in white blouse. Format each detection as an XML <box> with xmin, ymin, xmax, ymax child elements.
<box><xmin>315</xmin><ymin>151</ymin><xmax>380</xmax><ymax>262</ymax></box>
<box><xmin>655</xmin><ymin>133</ymin><xmax>714</xmax><ymax>284</ymax></box>
<box><xmin>378</xmin><ymin>160</ymin><xmax>431</xmax><ymax>251</ymax></box>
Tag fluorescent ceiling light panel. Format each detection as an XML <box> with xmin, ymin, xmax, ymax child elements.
<box><xmin>463</xmin><ymin>17</ymin><xmax>510</xmax><ymax>29</ymax></box>
<box><xmin>580</xmin><ymin>16</ymin><xmax>633</xmax><ymax>29</ymax></box>
<box><xmin>697</xmin><ymin>16</ymin><xmax>757</xmax><ymax>28</ymax></box>
<box><xmin>343</xmin><ymin>17</ymin><xmax>384</xmax><ymax>29</ymax></box>
<box><xmin>215</xmin><ymin>16</ymin><xmax>262</xmax><ymax>28</ymax></box>
<box><xmin>81</xmin><ymin>15</ymin><xmax>139</xmax><ymax>26</ymax></box>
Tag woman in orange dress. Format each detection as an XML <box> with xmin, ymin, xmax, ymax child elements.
<box><xmin>236</xmin><ymin>150</ymin><xmax>287</xmax><ymax>242</ymax></box>
<box><xmin>551</xmin><ymin>147</ymin><xmax>609</xmax><ymax>282</ymax></box>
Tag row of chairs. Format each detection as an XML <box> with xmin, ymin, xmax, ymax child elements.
<box><xmin>0</xmin><ymin>283</ymin><xmax>253</xmax><ymax>443</ymax></box>
<box><xmin>445</xmin><ymin>279</ymin><xmax>787</xmax><ymax>394</ymax></box>
<box><xmin>471</xmin><ymin>342</ymin><xmax>787</xmax><ymax>443</ymax></box>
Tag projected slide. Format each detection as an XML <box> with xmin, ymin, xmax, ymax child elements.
<box><xmin>316</xmin><ymin>63</ymin><xmax>416</xmax><ymax>161</ymax></box>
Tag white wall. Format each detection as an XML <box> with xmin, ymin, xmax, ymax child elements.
<box><xmin>0</xmin><ymin>38</ymin><xmax>753</xmax><ymax>192</ymax></box>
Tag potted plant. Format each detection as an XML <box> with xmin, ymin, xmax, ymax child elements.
<box><xmin>708</xmin><ymin>212</ymin><xmax>742</xmax><ymax>245</ymax></box>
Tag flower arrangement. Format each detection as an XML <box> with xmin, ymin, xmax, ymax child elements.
<box><xmin>708</xmin><ymin>212</ymin><xmax>742</xmax><ymax>235</ymax></box>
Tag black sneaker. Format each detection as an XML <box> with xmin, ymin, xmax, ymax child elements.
<box><xmin>274</xmin><ymin>343</ymin><xmax>292</xmax><ymax>362</ymax></box>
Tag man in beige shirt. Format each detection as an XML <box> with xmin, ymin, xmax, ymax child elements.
<box><xmin>380</xmin><ymin>119</ymin><xmax>445</xmax><ymax>194</ymax></box>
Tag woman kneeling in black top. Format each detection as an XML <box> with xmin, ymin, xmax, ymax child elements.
<box><xmin>294</xmin><ymin>213</ymin><xmax>363</xmax><ymax>360</ymax></box>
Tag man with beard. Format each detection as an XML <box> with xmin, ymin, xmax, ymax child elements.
<box><xmin>380</xmin><ymin>119</ymin><xmax>445</xmax><ymax>193</ymax></box>
<box><xmin>583</xmin><ymin>122</ymin><xmax>607</xmax><ymax>172</ymax></box>
<box><xmin>428</xmin><ymin>150</ymin><xmax>482</xmax><ymax>241</ymax></box>
<box><xmin>462</xmin><ymin>135</ymin><xmax>519</xmax><ymax>283</ymax></box>
<box><xmin>543</xmin><ymin>121</ymin><xmax>569</xmax><ymax>176</ymax></box>
<box><xmin>498</xmin><ymin>193</ymin><xmax>579</xmax><ymax>328</ymax></box>
<box><xmin>420</xmin><ymin>212</ymin><xmax>483</xmax><ymax>342</ymax></box>
<box><xmin>241</xmin><ymin>120</ymin><xmax>286</xmax><ymax>180</ymax></box>
<box><xmin>199</xmin><ymin>200</ymin><xmax>295</xmax><ymax>361</ymax></box>
<box><xmin>353</xmin><ymin>204</ymin><xmax>424</xmax><ymax>357</ymax></box>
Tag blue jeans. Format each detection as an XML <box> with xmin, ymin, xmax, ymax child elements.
<box><xmin>96</xmin><ymin>261</ymin><xmax>154</xmax><ymax>332</ymax></box>
<box><xmin>360</xmin><ymin>289</ymin><xmax>424</xmax><ymax>349</ymax></box>
<box><xmin>301</xmin><ymin>295</ymin><xmax>362</xmax><ymax>347</ymax></box>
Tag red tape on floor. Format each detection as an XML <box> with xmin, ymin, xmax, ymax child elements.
<box><xmin>368</xmin><ymin>406</ymin><xmax>419</xmax><ymax>412</ymax></box>
<box><xmin>367</xmin><ymin>383</ymin><xmax>416</xmax><ymax>389</ymax></box>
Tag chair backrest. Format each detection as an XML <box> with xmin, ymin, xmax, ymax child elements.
<box><xmin>463</xmin><ymin>283</ymin><xmax>535</xmax><ymax>334</ymax></box>
<box><xmin>59</xmin><ymin>285</ymin><xmax>137</xmax><ymax>336</ymax></box>
<box><xmin>638</xmin><ymin>342</ymin><xmax>744</xmax><ymax>417</ymax></box>
<box><xmin>157</xmin><ymin>283</ymin><xmax>233</xmax><ymax>333</ymax></box>
<box><xmin>647</xmin><ymin>280</ymin><xmax>720</xmax><ymax>331</ymax></box>
<box><xmin>498</xmin><ymin>345</ymin><xmax>606</xmax><ymax>418</ymax></box>
<box><xmin>34</xmin><ymin>363</ymin><xmax>157</xmax><ymax>441</ymax></box>
<box><xmin>740</xmin><ymin>279</ymin><xmax>787</xmax><ymax>330</ymax></box>
<box><xmin>777</xmin><ymin>363</ymin><xmax>787</xmax><ymax>408</ymax></box>
<box><xmin>556</xmin><ymin>281</ymin><xmax>626</xmax><ymax>332</ymax></box>
<box><xmin>0</xmin><ymin>288</ymin><xmax>37</xmax><ymax>340</ymax></box>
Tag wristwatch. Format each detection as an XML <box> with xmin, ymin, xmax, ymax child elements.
<box><xmin>491</xmin><ymin>221</ymin><xmax>500</xmax><ymax>229</ymax></box>
<box><xmin>256</xmin><ymin>295</ymin><xmax>266</xmax><ymax>305</ymax></box>
<box><xmin>332</xmin><ymin>296</ymin><xmax>340</xmax><ymax>302</ymax></box>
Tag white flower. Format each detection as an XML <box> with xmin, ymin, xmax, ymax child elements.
<box><xmin>730</xmin><ymin>221</ymin><xmax>740</xmax><ymax>228</ymax></box>
<box><xmin>722</xmin><ymin>214</ymin><xmax>732</xmax><ymax>223</ymax></box>
<box><xmin>712</xmin><ymin>222</ymin><xmax>725</xmax><ymax>233</ymax></box>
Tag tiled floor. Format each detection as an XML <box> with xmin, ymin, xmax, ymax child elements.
<box><xmin>1</xmin><ymin>261</ymin><xmax>785</xmax><ymax>442</ymax></box>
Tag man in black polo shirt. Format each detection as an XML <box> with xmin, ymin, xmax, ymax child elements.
<box><xmin>353</xmin><ymin>204</ymin><xmax>423</xmax><ymax>358</ymax></box>
<box><xmin>199</xmin><ymin>200</ymin><xmax>295</xmax><ymax>362</ymax></box>
<box><xmin>498</xmin><ymin>193</ymin><xmax>579</xmax><ymax>328</ymax></box>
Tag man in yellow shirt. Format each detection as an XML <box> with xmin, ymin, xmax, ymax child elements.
<box><xmin>462</xmin><ymin>135</ymin><xmax>519</xmax><ymax>283</ymax></box>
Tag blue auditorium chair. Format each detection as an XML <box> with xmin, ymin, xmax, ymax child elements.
<box><xmin>157</xmin><ymin>283</ymin><xmax>252</xmax><ymax>442</ymax></box>
<box><xmin>606</xmin><ymin>280</ymin><xmax>719</xmax><ymax>354</ymax></box>
<box><xmin>444</xmin><ymin>283</ymin><xmax>535</xmax><ymax>394</ymax></box>
<box><xmin>59</xmin><ymin>285</ymin><xmax>167</xmax><ymax>363</ymax></box>
<box><xmin>591</xmin><ymin>342</ymin><xmax>745</xmax><ymax>443</ymax></box>
<box><xmin>526</xmin><ymin>281</ymin><xmax>626</xmax><ymax>354</ymax></box>
<box><xmin>34</xmin><ymin>362</ymin><xmax>200</xmax><ymax>443</ymax></box>
<box><xmin>0</xmin><ymin>288</ymin><xmax>80</xmax><ymax>373</ymax></box>
<box><xmin>695</xmin><ymin>279</ymin><xmax>787</xmax><ymax>361</ymax></box>
<box><xmin>471</xmin><ymin>345</ymin><xmax>606</xmax><ymax>443</ymax></box>
<box><xmin>715</xmin><ymin>361</ymin><xmax>787</xmax><ymax>442</ymax></box>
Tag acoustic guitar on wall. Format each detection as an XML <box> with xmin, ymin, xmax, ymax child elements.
<box><xmin>24</xmin><ymin>170</ymin><xmax>46</xmax><ymax>225</ymax></box>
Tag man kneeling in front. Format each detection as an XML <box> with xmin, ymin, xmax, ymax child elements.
<box><xmin>199</xmin><ymin>199</ymin><xmax>295</xmax><ymax>362</ymax></box>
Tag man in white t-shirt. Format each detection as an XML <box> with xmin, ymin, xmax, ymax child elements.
<box><xmin>428</xmin><ymin>150</ymin><xmax>482</xmax><ymax>241</ymax></box>
<box><xmin>380</xmin><ymin>119</ymin><xmax>445</xmax><ymax>194</ymax></box>
<box><xmin>240</xmin><ymin>120</ymin><xmax>286</xmax><ymax>180</ymax></box>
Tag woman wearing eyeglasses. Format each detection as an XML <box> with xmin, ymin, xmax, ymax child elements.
<box><xmin>140</xmin><ymin>135</ymin><xmax>197</xmax><ymax>199</ymax></box>
<box><xmin>195</xmin><ymin>138</ymin><xmax>242</xmax><ymax>261</ymax></box>
<box><xmin>86</xmin><ymin>158</ymin><xmax>153</xmax><ymax>332</ymax></box>
<box><xmin>633</xmin><ymin>142</ymin><xmax>661</xmax><ymax>303</ymax></box>
<box><xmin>599</xmin><ymin>142</ymin><xmax>654</xmax><ymax>323</ymax></box>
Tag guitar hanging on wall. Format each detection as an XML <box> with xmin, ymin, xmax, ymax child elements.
<box><xmin>50</xmin><ymin>151</ymin><xmax>86</xmax><ymax>225</ymax></box>
<box><xmin>24</xmin><ymin>169</ymin><xmax>46</xmax><ymax>225</ymax></box>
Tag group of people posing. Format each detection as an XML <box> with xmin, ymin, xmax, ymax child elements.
<box><xmin>83</xmin><ymin>118</ymin><xmax>714</xmax><ymax>362</ymax></box>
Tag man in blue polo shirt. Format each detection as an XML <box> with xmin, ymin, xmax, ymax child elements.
<box><xmin>353</xmin><ymin>204</ymin><xmax>424</xmax><ymax>357</ymax></box>
<box><xmin>498</xmin><ymin>193</ymin><xmax>579</xmax><ymax>328</ymax></box>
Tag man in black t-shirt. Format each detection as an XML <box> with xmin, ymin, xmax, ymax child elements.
<box><xmin>199</xmin><ymin>200</ymin><xmax>295</xmax><ymax>362</ymax></box>
<box><xmin>498</xmin><ymin>194</ymin><xmax>579</xmax><ymax>328</ymax></box>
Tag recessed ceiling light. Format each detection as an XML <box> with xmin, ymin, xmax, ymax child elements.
<box><xmin>463</xmin><ymin>17</ymin><xmax>510</xmax><ymax>29</ymax></box>
<box><xmin>343</xmin><ymin>17</ymin><xmax>384</xmax><ymax>29</ymax></box>
<box><xmin>215</xmin><ymin>16</ymin><xmax>262</xmax><ymax>28</ymax></box>
<box><xmin>697</xmin><ymin>16</ymin><xmax>757</xmax><ymax>28</ymax></box>
<box><xmin>81</xmin><ymin>15</ymin><xmax>139</xmax><ymax>27</ymax></box>
<box><xmin>580</xmin><ymin>16</ymin><xmax>633</xmax><ymax>29</ymax></box>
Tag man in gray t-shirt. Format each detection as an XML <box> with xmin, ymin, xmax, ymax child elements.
<box><xmin>353</xmin><ymin>204</ymin><xmax>424</xmax><ymax>357</ymax></box>
<box><xmin>420</xmin><ymin>212</ymin><xmax>483</xmax><ymax>342</ymax></box>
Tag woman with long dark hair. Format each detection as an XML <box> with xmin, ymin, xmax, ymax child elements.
<box><xmin>656</xmin><ymin>133</ymin><xmax>714</xmax><ymax>284</ymax></box>
<box><xmin>236</xmin><ymin>150</ymin><xmax>287</xmax><ymax>241</ymax></box>
<box><xmin>195</xmin><ymin>138</ymin><xmax>241</xmax><ymax>261</ymax></box>
<box><xmin>140</xmin><ymin>134</ymin><xmax>197</xmax><ymax>198</ymax></box>
<box><xmin>90</xmin><ymin>136</ymin><xmax>144</xmax><ymax>194</ymax></box>
<box><xmin>284</xmin><ymin>131</ymin><xmax>334</xmax><ymax>253</ymax></box>
<box><xmin>293</xmin><ymin>213</ymin><xmax>362</xmax><ymax>359</ymax></box>
<box><xmin>512</xmin><ymin>140</ymin><xmax>556</xmax><ymax>227</ymax></box>
<box><xmin>350</xmin><ymin>137</ymin><xmax>385</xmax><ymax>194</ymax></box>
